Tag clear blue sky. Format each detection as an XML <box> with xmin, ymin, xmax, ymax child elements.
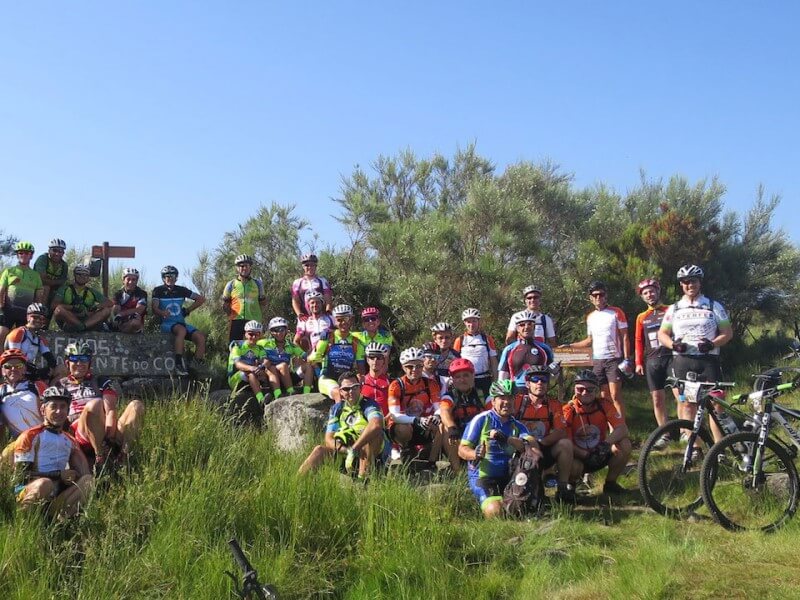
<box><xmin>2</xmin><ymin>2</ymin><xmax>798</xmax><ymax>287</ymax></box>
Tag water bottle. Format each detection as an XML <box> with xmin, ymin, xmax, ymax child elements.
<box><xmin>544</xmin><ymin>476</ymin><xmax>558</xmax><ymax>488</ymax></box>
<box><xmin>718</xmin><ymin>411</ymin><xmax>738</xmax><ymax>435</ymax></box>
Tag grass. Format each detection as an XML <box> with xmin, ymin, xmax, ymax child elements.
<box><xmin>2</xmin><ymin>362</ymin><xmax>800</xmax><ymax>599</ymax></box>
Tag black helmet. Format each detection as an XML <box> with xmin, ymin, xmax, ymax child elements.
<box><xmin>574</xmin><ymin>369</ymin><xmax>599</xmax><ymax>387</ymax></box>
<box><xmin>587</xmin><ymin>281</ymin><xmax>606</xmax><ymax>294</ymax></box>
<box><xmin>161</xmin><ymin>265</ymin><xmax>179</xmax><ymax>278</ymax></box>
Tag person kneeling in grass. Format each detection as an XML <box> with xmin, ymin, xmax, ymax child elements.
<box><xmin>298</xmin><ymin>371</ymin><xmax>389</xmax><ymax>479</ymax></box>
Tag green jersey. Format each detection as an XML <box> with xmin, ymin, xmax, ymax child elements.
<box><xmin>0</xmin><ymin>266</ymin><xmax>43</xmax><ymax>311</ymax></box>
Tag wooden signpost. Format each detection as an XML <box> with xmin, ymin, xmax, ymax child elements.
<box><xmin>91</xmin><ymin>242</ymin><xmax>136</xmax><ymax>296</ymax></box>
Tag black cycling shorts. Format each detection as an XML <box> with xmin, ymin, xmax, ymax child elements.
<box><xmin>645</xmin><ymin>354</ymin><xmax>672</xmax><ymax>392</ymax></box>
<box><xmin>593</xmin><ymin>358</ymin><xmax>622</xmax><ymax>385</ymax></box>
<box><xmin>389</xmin><ymin>422</ymin><xmax>434</xmax><ymax>446</ymax></box>
<box><xmin>0</xmin><ymin>307</ymin><xmax>27</xmax><ymax>330</ymax></box>
<box><xmin>670</xmin><ymin>354</ymin><xmax>722</xmax><ymax>383</ymax></box>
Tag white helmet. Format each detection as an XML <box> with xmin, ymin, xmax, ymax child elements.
<box><xmin>332</xmin><ymin>304</ymin><xmax>353</xmax><ymax>317</ymax></box>
<box><xmin>399</xmin><ymin>347</ymin><xmax>425</xmax><ymax>365</ymax></box>
<box><xmin>268</xmin><ymin>317</ymin><xmax>289</xmax><ymax>330</ymax></box>
<box><xmin>244</xmin><ymin>320</ymin><xmax>264</xmax><ymax>333</ymax></box>
<box><xmin>514</xmin><ymin>310</ymin><xmax>537</xmax><ymax>325</ymax></box>
<box><xmin>430</xmin><ymin>322</ymin><xmax>453</xmax><ymax>333</ymax></box>
<box><xmin>677</xmin><ymin>264</ymin><xmax>704</xmax><ymax>281</ymax></box>
<box><xmin>122</xmin><ymin>267</ymin><xmax>140</xmax><ymax>279</ymax></box>
<box><xmin>365</xmin><ymin>342</ymin><xmax>390</xmax><ymax>356</ymax></box>
<box><xmin>461</xmin><ymin>308</ymin><xmax>481</xmax><ymax>320</ymax></box>
<box><xmin>73</xmin><ymin>265</ymin><xmax>90</xmax><ymax>277</ymax></box>
<box><xmin>304</xmin><ymin>290</ymin><xmax>324</xmax><ymax>301</ymax></box>
<box><xmin>522</xmin><ymin>284</ymin><xmax>541</xmax><ymax>297</ymax></box>
<box><xmin>49</xmin><ymin>238</ymin><xmax>67</xmax><ymax>250</ymax></box>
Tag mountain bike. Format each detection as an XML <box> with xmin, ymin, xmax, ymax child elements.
<box><xmin>701</xmin><ymin>381</ymin><xmax>800</xmax><ymax>532</ymax></box>
<box><xmin>637</xmin><ymin>373</ymin><xmax>752</xmax><ymax>517</ymax></box>
<box><xmin>753</xmin><ymin>338</ymin><xmax>800</xmax><ymax>392</ymax></box>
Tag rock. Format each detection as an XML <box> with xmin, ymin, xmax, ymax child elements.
<box><xmin>262</xmin><ymin>393</ymin><xmax>333</xmax><ymax>452</ymax></box>
<box><xmin>207</xmin><ymin>389</ymin><xmax>233</xmax><ymax>410</ymax></box>
<box><xmin>121</xmin><ymin>377</ymin><xmax>194</xmax><ymax>398</ymax></box>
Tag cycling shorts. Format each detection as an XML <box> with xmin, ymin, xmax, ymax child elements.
<box><xmin>228</xmin><ymin>319</ymin><xmax>247</xmax><ymax>343</ymax></box>
<box><xmin>389</xmin><ymin>421</ymin><xmax>434</xmax><ymax>447</ymax></box>
<box><xmin>468</xmin><ymin>470</ymin><xmax>510</xmax><ymax>510</ymax></box>
<box><xmin>581</xmin><ymin>449</ymin><xmax>612</xmax><ymax>474</ymax></box>
<box><xmin>162</xmin><ymin>322</ymin><xmax>199</xmax><ymax>337</ymax></box>
<box><xmin>538</xmin><ymin>444</ymin><xmax>558</xmax><ymax>471</ymax></box>
<box><xmin>70</xmin><ymin>420</ymin><xmax>95</xmax><ymax>461</ymax></box>
<box><xmin>593</xmin><ymin>358</ymin><xmax>622</xmax><ymax>385</ymax></box>
<box><xmin>645</xmin><ymin>355</ymin><xmax>672</xmax><ymax>392</ymax></box>
<box><xmin>670</xmin><ymin>354</ymin><xmax>721</xmax><ymax>384</ymax></box>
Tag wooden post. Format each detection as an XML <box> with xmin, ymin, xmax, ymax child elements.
<box><xmin>102</xmin><ymin>241</ymin><xmax>110</xmax><ymax>297</ymax></box>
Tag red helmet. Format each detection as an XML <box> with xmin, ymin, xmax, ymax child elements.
<box><xmin>637</xmin><ymin>278</ymin><xmax>660</xmax><ymax>294</ymax></box>
<box><xmin>448</xmin><ymin>357</ymin><xmax>475</xmax><ymax>375</ymax></box>
<box><xmin>361</xmin><ymin>306</ymin><xmax>380</xmax><ymax>319</ymax></box>
<box><xmin>0</xmin><ymin>348</ymin><xmax>28</xmax><ymax>367</ymax></box>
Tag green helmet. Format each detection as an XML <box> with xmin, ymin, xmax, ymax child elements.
<box><xmin>15</xmin><ymin>241</ymin><xmax>34</xmax><ymax>253</ymax></box>
<box><xmin>489</xmin><ymin>379</ymin><xmax>515</xmax><ymax>398</ymax></box>
<box><xmin>64</xmin><ymin>342</ymin><xmax>93</xmax><ymax>358</ymax></box>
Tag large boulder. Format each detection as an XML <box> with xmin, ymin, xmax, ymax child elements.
<box><xmin>262</xmin><ymin>393</ymin><xmax>333</xmax><ymax>452</ymax></box>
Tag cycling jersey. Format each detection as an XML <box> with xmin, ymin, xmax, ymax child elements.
<box><xmin>113</xmin><ymin>286</ymin><xmax>148</xmax><ymax>317</ymax></box>
<box><xmin>512</xmin><ymin>394</ymin><xmax>567</xmax><ymax>442</ymax></box>
<box><xmin>5</xmin><ymin>326</ymin><xmax>51</xmax><ymax>367</ymax></box>
<box><xmin>58</xmin><ymin>375</ymin><xmax>116</xmax><ymax>422</ymax></box>
<box><xmin>151</xmin><ymin>284</ymin><xmax>198</xmax><ymax>330</ymax></box>
<box><xmin>497</xmin><ymin>340</ymin><xmax>554</xmax><ymax>388</ymax></box>
<box><xmin>453</xmin><ymin>332</ymin><xmax>497</xmax><ymax>378</ymax></box>
<box><xmin>0</xmin><ymin>266</ymin><xmax>43</xmax><ymax>312</ymax></box>
<box><xmin>14</xmin><ymin>424</ymin><xmax>77</xmax><ymax>474</ymax></box>
<box><xmin>33</xmin><ymin>255</ymin><xmax>68</xmax><ymax>286</ymax></box>
<box><xmin>296</xmin><ymin>314</ymin><xmax>335</xmax><ymax>352</ymax></box>
<box><xmin>434</xmin><ymin>347</ymin><xmax>461</xmax><ymax>378</ymax></box>
<box><xmin>506</xmin><ymin>312</ymin><xmax>556</xmax><ymax>343</ymax></box>
<box><xmin>227</xmin><ymin>341</ymin><xmax>268</xmax><ymax>388</ymax></box>
<box><xmin>361</xmin><ymin>373</ymin><xmax>391</xmax><ymax>416</ymax></box>
<box><xmin>222</xmin><ymin>277</ymin><xmax>265</xmax><ymax>322</ymax></box>
<box><xmin>387</xmin><ymin>375</ymin><xmax>441</xmax><ymax>424</ymax></box>
<box><xmin>353</xmin><ymin>328</ymin><xmax>395</xmax><ymax>351</ymax></box>
<box><xmin>258</xmin><ymin>338</ymin><xmax>306</xmax><ymax>365</ymax></box>
<box><xmin>311</xmin><ymin>331</ymin><xmax>365</xmax><ymax>380</ymax></box>
<box><xmin>586</xmin><ymin>306</ymin><xmax>628</xmax><ymax>359</ymax></box>
<box><xmin>53</xmin><ymin>284</ymin><xmax>106</xmax><ymax>315</ymax></box>
<box><xmin>634</xmin><ymin>304</ymin><xmax>670</xmax><ymax>366</ymax></box>
<box><xmin>291</xmin><ymin>276</ymin><xmax>332</xmax><ymax>315</ymax></box>
<box><xmin>0</xmin><ymin>380</ymin><xmax>41</xmax><ymax>437</ymax></box>
<box><xmin>326</xmin><ymin>398</ymin><xmax>384</xmax><ymax>436</ymax></box>
<box><xmin>562</xmin><ymin>397</ymin><xmax>623</xmax><ymax>451</ymax></box>
<box><xmin>461</xmin><ymin>409</ymin><xmax>533</xmax><ymax>478</ymax></box>
<box><xmin>439</xmin><ymin>386</ymin><xmax>489</xmax><ymax>429</ymax></box>
<box><xmin>660</xmin><ymin>295</ymin><xmax>729</xmax><ymax>356</ymax></box>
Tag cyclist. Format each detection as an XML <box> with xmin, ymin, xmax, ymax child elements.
<box><xmin>560</xmin><ymin>281</ymin><xmax>631</xmax><ymax>419</ymax></box>
<box><xmin>658</xmin><ymin>264</ymin><xmax>733</xmax><ymax>441</ymax></box>
<box><xmin>51</xmin><ymin>265</ymin><xmax>113</xmax><ymax>333</ymax></box>
<box><xmin>438</xmin><ymin>358</ymin><xmax>490</xmax><ymax>473</ymax></box>
<box><xmin>459</xmin><ymin>379</ymin><xmax>540</xmax><ymax>518</ymax></box>
<box><xmin>4</xmin><ymin>303</ymin><xmax>57</xmax><ymax>381</ymax></box>
<box><xmin>221</xmin><ymin>254</ymin><xmax>267</xmax><ymax>343</ymax></box>
<box><xmin>387</xmin><ymin>347</ymin><xmax>443</xmax><ymax>462</ymax></box>
<box><xmin>57</xmin><ymin>343</ymin><xmax>144</xmax><ymax>475</ymax></box>
<box><xmin>361</xmin><ymin>342</ymin><xmax>391</xmax><ymax>416</ymax></box>
<box><xmin>514</xmin><ymin>365</ymin><xmax>575</xmax><ymax>502</ymax></box>
<box><xmin>634</xmin><ymin>278</ymin><xmax>672</xmax><ymax>444</ymax></box>
<box><xmin>13</xmin><ymin>386</ymin><xmax>92</xmax><ymax>518</ymax></box>
<box><xmin>293</xmin><ymin>290</ymin><xmax>335</xmax><ymax>354</ymax></box>
<box><xmin>260</xmin><ymin>316</ymin><xmax>314</xmax><ymax>395</ymax></box>
<box><xmin>33</xmin><ymin>238</ymin><xmax>69</xmax><ymax>314</ymax></box>
<box><xmin>498</xmin><ymin>310</ymin><xmax>555</xmax><ymax>392</ymax></box>
<box><xmin>151</xmin><ymin>265</ymin><xmax>207</xmax><ymax>376</ymax></box>
<box><xmin>0</xmin><ymin>241</ymin><xmax>44</xmax><ymax>347</ymax></box>
<box><xmin>453</xmin><ymin>308</ymin><xmax>498</xmax><ymax>396</ymax></box>
<box><xmin>309</xmin><ymin>304</ymin><xmax>365</xmax><ymax>402</ymax></box>
<box><xmin>430</xmin><ymin>322</ymin><xmax>460</xmax><ymax>379</ymax></box>
<box><xmin>1</xmin><ymin>349</ymin><xmax>42</xmax><ymax>441</ymax></box>
<box><xmin>298</xmin><ymin>371</ymin><xmax>389</xmax><ymax>478</ymax></box>
<box><xmin>228</xmin><ymin>320</ymin><xmax>281</xmax><ymax>403</ymax></box>
<box><xmin>421</xmin><ymin>342</ymin><xmax>448</xmax><ymax>392</ymax></box>
<box><xmin>111</xmin><ymin>268</ymin><xmax>148</xmax><ymax>334</ymax></box>
<box><xmin>291</xmin><ymin>253</ymin><xmax>333</xmax><ymax>318</ymax></box>
<box><xmin>505</xmin><ymin>285</ymin><xmax>557</xmax><ymax>345</ymax></box>
<box><xmin>353</xmin><ymin>307</ymin><xmax>395</xmax><ymax>354</ymax></box>
<box><xmin>562</xmin><ymin>370</ymin><xmax>632</xmax><ymax>496</ymax></box>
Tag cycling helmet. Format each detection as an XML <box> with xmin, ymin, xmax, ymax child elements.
<box><xmin>514</xmin><ymin>310</ymin><xmax>537</xmax><ymax>324</ymax></box>
<box><xmin>399</xmin><ymin>347</ymin><xmax>425</xmax><ymax>365</ymax></box>
<box><xmin>15</xmin><ymin>241</ymin><xmax>34</xmax><ymax>253</ymax></box>
<box><xmin>421</xmin><ymin>342</ymin><xmax>440</xmax><ymax>357</ymax></box>
<box><xmin>122</xmin><ymin>267</ymin><xmax>140</xmax><ymax>279</ymax></box>
<box><xmin>574</xmin><ymin>369</ymin><xmax>600</xmax><ymax>387</ymax></box>
<box><xmin>48</xmin><ymin>238</ymin><xmax>67</xmax><ymax>250</ymax></box>
<box><xmin>677</xmin><ymin>264</ymin><xmax>704</xmax><ymax>281</ymax></box>
<box><xmin>522</xmin><ymin>284</ymin><xmax>542</xmax><ymax>297</ymax></box>
<box><xmin>461</xmin><ymin>308</ymin><xmax>481</xmax><ymax>320</ymax></box>
<box><xmin>304</xmin><ymin>290</ymin><xmax>324</xmax><ymax>301</ymax></box>
<box><xmin>243</xmin><ymin>320</ymin><xmax>264</xmax><ymax>333</ymax></box>
<box><xmin>64</xmin><ymin>342</ymin><xmax>93</xmax><ymax>358</ymax></box>
<box><xmin>161</xmin><ymin>265</ymin><xmax>179</xmax><ymax>278</ymax></box>
<box><xmin>524</xmin><ymin>364</ymin><xmax>550</xmax><ymax>380</ymax></box>
<box><xmin>332</xmin><ymin>304</ymin><xmax>353</xmax><ymax>317</ymax></box>
<box><xmin>73</xmin><ymin>265</ymin><xmax>90</xmax><ymax>277</ymax></box>
<box><xmin>300</xmin><ymin>253</ymin><xmax>318</xmax><ymax>264</ymax></box>
<box><xmin>637</xmin><ymin>278</ymin><xmax>660</xmax><ymax>294</ymax></box>
<box><xmin>27</xmin><ymin>302</ymin><xmax>48</xmax><ymax>316</ymax></box>
<box><xmin>41</xmin><ymin>386</ymin><xmax>71</xmax><ymax>403</ymax></box>
<box><xmin>268</xmin><ymin>317</ymin><xmax>289</xmax><ymax>330</ymax></box>
<box><xmin>430</xmin><ymin>322</ymin><xmax>453</xmax><ymax>333</ymax></box>
<box><xmin>361</xmin><ymin>306</ymin><xmax>380</xmax><ymax>318</ymax></box>
<box><xmin>448</xmin><ymin>357</ymin><xmax>475</xmax><ymax>375</ymax></box>
<box><xmin>235</xmin><ymin>254</ymin><xmax>253</xmax><ymax>266</ymax></box>
<box><xmin>365</xmin><ymin>342</ymin><xmax>390</xmax><ymax>356</ymax></box>
<box><xmin>587</xmin><ymin>280</ymin><xmax>606</xmax><ymax>294</ymax></box>
<box><xmin>489</xmin><ymin>380</ymin><xmax>514</xmax><ymax>398</ymax></box>
<box><xmin>0</xmin><ymin>348</ymin><xmax>28</xmax><ymax>367</ymax></box>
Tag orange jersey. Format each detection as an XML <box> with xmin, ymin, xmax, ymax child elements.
<box><xmin>634</xmin><ymin>304</ymin><xmax>670</xmax><ymax>366</ymax></box>
<box><xmin>562</xmin><ymin>397</ymin><xmax>624</xmax><ymax>451</ymax></box>
<box><xmin>512</xmin><ymin>394</ymin><xmax>567</xmax><ymax>441</ymax></box>
<box><xmin>387</xmin><ymin>375</ymin><xmax>441</xmax><ymax>419</ymax></box>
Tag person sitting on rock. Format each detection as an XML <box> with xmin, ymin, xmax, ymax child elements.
<box><xmin>259</xmin><ymin>317</ymin><xmax>314</xmax><ymax>395</ymax></box>
<box><xmin>111</xmin><ymin>268</ymin><xmax>148</xmax><ymax>334</ymax></box>
<box><xmin>51</xmin><ymin>265</ymin><xmax>113</xmax><ymax>333</ymax></box>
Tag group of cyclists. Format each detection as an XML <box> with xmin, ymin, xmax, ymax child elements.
<box><xmin>0</xmin><ymin>237</ymin><xmax>733</xmax><ymax>519</ymax></box>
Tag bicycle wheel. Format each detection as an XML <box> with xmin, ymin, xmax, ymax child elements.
<box><xmin>701</xmin><ymin>431</ymin><xmax>799</xmax><ymax>532</ymax></box>
<box><xmin>637</xmin><ymin>419</ymin><xmax>714</xmax><ymax>517</ymax></box>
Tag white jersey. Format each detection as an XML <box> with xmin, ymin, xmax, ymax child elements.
<box><xmin>507</xmin><ymin>312</ymin><xmax>556</xmax><ymax>343</ymax></box>
<box><xmin>660</xmin><ymin>295</ymin><xmax>730</xmax><ymax>356</ymax></box>
<box><xmin>0</xmin><ymin>381</ymin><xmax>41</xmax><ymax>437</ymax></box>
<box><xmin>586</xmin><ymin>307</ymin><xmax>628</xmax><ymax>359</ymax></box>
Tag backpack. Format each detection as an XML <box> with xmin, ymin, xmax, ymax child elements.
<box><xmin>502</xmin><ymin>444</ymin><xmax>545</xmax><ymax>518</ymax></box>
<box><xmin>394</xmin><ymin>376</ymin><xmax>436</xmax><ymax>413</ymax></box>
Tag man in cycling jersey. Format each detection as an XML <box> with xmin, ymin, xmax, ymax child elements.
<box><xmin>1</xmin><ymin>349</ymin><xmax>42</xmax><ymax>444</ymax></box>
<box><xmin>298</xmin><ymin>371</ymin><xmax>389</xmax><ymax>478</ymax></box>
<box><xmin>561</xmin><ymin>281</ymin><xmax>631</xmax><ymax>419</ymax></box>
<box><xmin>658</xmin><ymin>264</ymin><xmax>733</xmax><ymax>440</ymax></box>
<box><xmin>222</xmin><ymin>254</ymin><xmax>267</xmax><ymax>343</ymax></box>
<box><xmin>562</xmin><ymin>370</ymin><xmax>631</xmax><ymax>496</ymax></box>
<box><xmin>52</xmin><ymin>265</ymin><xmax>113</xmax><ymax>333</ymax></box>
<box><xmin>361</xmin><ymin>342</ymin><xmax>391</xmax><ymax>416</ymax></box>
<box><xmin>453</xmin><ymin>308</ymin><xmax>498</xmax><ymax>396</ymax></box>
<box><xmin>388</xmin><ymin>347</ymin><xmax>444</xmax><ymax>462</ymax></box>
<box><xmin>291</xmin><ymin>253</ymin><xmax>333</xmax><ymax>318</ymax></box>
<box><xmin>0</xmin><ymin>241</ymin><xmax>44</xmax><ymax>347</ymax></box>
<box><xmin>353</xmin><ymin>307</ymin><xmax>395</xmax><ymax>355</ymax></box>
<box><xmin>430</xmin><ymin>322</ymin><xmax>460</xmax><ymax>379</ymax></box>
<box><xmin>498</xmin><ymin>311</ymin><xmax>555</xmax><ymax>392</ymax></box>
<box><xmin>634</xmin><ymin>278</ymin><xmax>672</xmax><ymax>442</ymax></box>
<box><xmin>259</xmin><ymin>317</ymin><xmax>314</xmax><ymax>395</ymax></box>
<box><xmin>309</xmin><ymin>305</ymin><xmax>365</xmax><ymax>402</ymax></box>
<box><xmin>4</xmin><ymin>303</ymin><xmax>57</xmax><ymax>381</ymax></box>
<box><xmin>505</xmin><ymin>285</ymin><xmax>557</xmax><ymax>345</ymax></box>
<box><xmin>111</xmin><ymin>268</ymin><xmax>148</xmax><ymax>334</ymax></box>
<box><xmin>459</xmin><ymin>379</ymin><xmax>540</xmax><ymax>518</ymax></box>
<box><xmin>14</xmin><ymin>386</ymin><xmax>92</xmax><ymax>518</ymax></box>
<box><xmin>33</xmin><ymin>238</ymin><xmax>69</xmax><ymax>316</ymax></box>
<box><xmin>294</xmin><ymin>290</ymin><xmax>335</xmax><ymax>354</ymax></box>
<box><xmin>421</xmin><ymin>342</ymin><xmax>448</xmax><ymax>391</ymax></box>
<box><xmin>151</xmin><ymin>265</ymin><xmax>207</xmax><ymax>376</ymax></box>
<box><xmin>228</xmin><ymin>320</ymin><xmax>281</xmax><ymax>404</ymax></box>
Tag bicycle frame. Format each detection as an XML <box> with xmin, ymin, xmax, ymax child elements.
<box><xmin>747</xmin><ymin>384</ymin><xmax>800</xmax><ymax>485</ymax></box>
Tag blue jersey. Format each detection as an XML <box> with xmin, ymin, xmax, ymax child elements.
<box><xmin>151</xmin><ymin>285</ymin><xmax>196</xmax><ymax>328</ymax></box>
<box><xmin>461</xmin><ymin>409</ymin><xmax>532</xmax><ymax>478</ymax></box>
<box><xmin>326</xmin><ymin>398</ymin><xmax>384</xmax><ymax>435</ymax></box>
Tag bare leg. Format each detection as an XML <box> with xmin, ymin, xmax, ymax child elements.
<box><xmin>298</xmin><ymin>445</ymin><xmax>335</xmax><ymax>474</ymax></box>
<box><xmin>18</xmin><ymin>477</ymin><xmax>55</xmax><ymax>510</ymax></box>
<box><xmin>551</xmin><ymin>438</ymin><xmax>574</xmax><ymax>484</ymax></box>
<box><xmin>606</xmin><ymin>438</ymin><xmax>633</xmax><ymax>482</ymax></box>
<box><xmin>117</xmin><ymin>400</ymin><xmax>145</xmax><ymax>450</ymax></box>
<box><xmin>49</xmin><ymin>475</ymin><xmax>93</xmax><ymax>517</ymax></box>
<box><xmin>77</xmin><ymin>398</ymin><xmax>107</xmax><ymax>457</ymax></box>
<box><xmin>607</xmin><ymin>381</ymin><xmax>625</xmax><ymax>420</ymax></box>
<box><xmin>190</xmin><ymin>330</ymin><xmax>206</xmax><ymax>360</ymax></box>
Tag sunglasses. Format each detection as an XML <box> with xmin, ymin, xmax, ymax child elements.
<box><xmin>270</xmin><ymin>327</ymin><xmax>287</xmax><ymax>333</ymax></box>
<box><xmin>2</xmin><ymin>362</ymin><xmax>25</xmax><ymax>370</ymax></box>
<box><xmin>367</xmin><ymin>354</ymin><xmax>386</xmax><ymax>361</ymax></box>
<box><xmin>50</xmin><ymin>249</ymin><xmax>65</xmax><ymax>254</ymax></box>
<box><xmin>527</xmin><ymin>375</ymin><xmax>550</xmax><ymax>383</ymax></box>
<box><xmin>403</xmin><ymin>364</ymin><xmax>422</xmax><ymax>371</ymax></box>
<box><xmin>680</xmin><ymin>278</ymin><xmax>700</xmax><ymax>285</ymax></box>
<box><xmin>363</xmin><ymin>317</ymin><xmax>379</xmax><ymax>322</ymax></box>
<box><xmin>590</xmin><ymin>292</ymin><xmax>606</xmax><ymax>298</ymax></box>
<box><xmin>245</xmin><ymin>331</ymin><xmax>262</xmax><ymax>337</ymax></box>
<box><xmin>525</xmin><ymin>295</ymin><xmax>541</xmax><ymax>301</ymax></box>
<box><xmin>68</xmin><ymin>355</ymin><xmax>91</xmax><ymax>363</ymax></box>
<box><xmin>339</xmin><ymin>384</ymin><xmax>361</xmax><ymax>392</ymax></box>
<box><xmin>575</xmin><ymin>386</ymin><xmax>597</xmax><ymax>394</ymax></box>
<box><xmin>335</xmin><ymin>317</ymin><xmax>350</xmax><ymax>322</ymax></box>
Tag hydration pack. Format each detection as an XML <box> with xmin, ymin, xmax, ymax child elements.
<box><xmin>502</xmin><ymin>445</ymin><xmax>544</xmax><ymax>518</ymax></box>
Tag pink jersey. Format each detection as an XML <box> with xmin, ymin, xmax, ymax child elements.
<box><xmin>296</xmin><ymin>314</ymin><xmax>335</xmax><ymax>352</ymax></box>
<box><xmin>291</xmin><ymin>276</ymin><xmax>332</xmax><ymax>314</ymax></box>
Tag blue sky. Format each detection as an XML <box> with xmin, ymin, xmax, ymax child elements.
<box><xmin>2</xmin><ymin>2</ymin><xmax>798</xmax><ymax>288</ymax></box>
